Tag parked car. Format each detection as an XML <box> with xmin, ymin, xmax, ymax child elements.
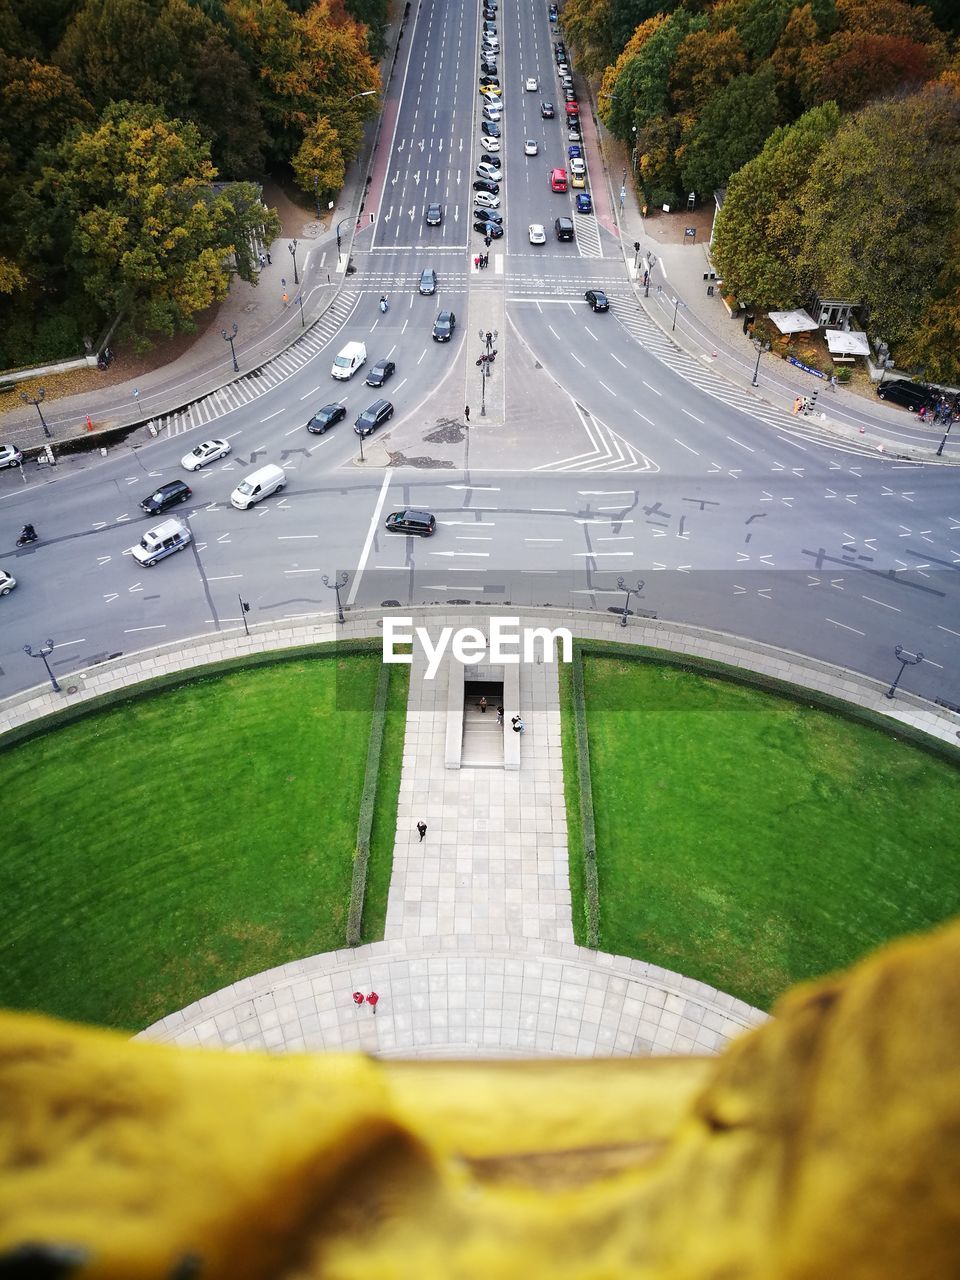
<box><xmin>540</xmin><ymin>101</ymin><xmax>555</xmax><ymax>118</ymax></box>
<box><xmin>477</xmin><ymin>159</ymin><xmax>501</xmax><ymax>180</ymax></box>
<box><xmin>425</xmin><ymin>202</ymin><xmax>443</xmax><ymax>226</ymax></box>
<box><xmin>140</xmin><ymin>479</ymin><xmax>192</xmax><ymax>515</ymax></box>
<box><xmin>386</xmin><ymin>509</ymin><xmax>436</xmax><ymax>536</ymax></box>
<box><xmin>181</xmin><ymin>437</ymin><xmax>231</xmax><ymax>470</ymax></box>
<box><xmin>366</xmin><ymin>359</ymin><xmax>396</xmax><ymax>387</ymax></box>
<box><xmin>585</xmin><ymin>289</ymin><xmax>609</xmax><ymax>312</ymax></box>
<box><xmin>480</xmin><ymin>136</ymin><xmax>501</xmax><ymax>152</ymax></box>
<box><xmin>482</xmin><ymin>105</ymin><xmax>503</xmax><ymax>122</ymax></box>
<box><xmin>481</xmin><ymin>121</ymin><xmax>501</xmax><ymax>138</ymax></box>
<box><xmin>0</xmin><ymin>444</ymin><xmax>23</xmax><ymax>469</ymax></box>
<box><xmin>419</xmin><ymin>268</ymin><xmax>438</xmax><ymax>295</ymax></box>
<box><xmin>479</xmin><ymin>75</ymin><xmax>500</xmax><ymax>87</ymax></box>
<box><xmin>433</xmin><ymin>311</ymin><xmax>456</xmax><ymax>342</ymax></box>
<box><xmin>876</xmin><ymin>379</ymin><xmax>937</xmax><ymax>411</ymax></box>
<box><xmin>568</xmin><ymin>144</ymin><xmax>582</xmax><ymax>159</ymax></box>
<box><xmin>0</xmin><ymin>569</ymin><xmax>16</xmax><ymax>597</ymax></box>
<box><xmin>571</xmin><ymin>169</ymin><xmax>586</xmax><ymax>189</ymax></box>
<box><xmin>474</xmin><ymin>220</ymin><xmax>504</xmax><ymax>238</ymax></box>
<box><xmin>528</xmin><ymin>223</ymin><xmax>546</xmax><ymax>244</ymax></box>
<box><xmin>549</xmin><ymin>3</ymin><xmax>559</xmax><ymax>20</ymax></box>
<box><xmin>566</xmin><ymin>101</ymin><xmax>580</xmax><ymax>116</ymax></box>
<box><xmin>524</xmin><ymin>139</ymin><xmax>539</xmax><ymax>155</ymax></box>
<box><xmin>475</xmin><ymin>190</ymin><xmax>501</xmax><ymax>209</ymax></box>
<box><xmin>576</xmin><ymin>191</ymin><xmax>593</xmax><ymax>214</ymax></box>
<box><xmin>306</xmin><ymin>403</ymin><xmax>347</xmax><ymax>434</ymax></box>
<box><xmin>473</xmin><ymin>208</ymin><xmax>503</xmax><ymax>224</ymax></box>
<box><xmin>480</xmin><ymin>60</ymin><xmax>498</xmax><ymax>76</ymax></box>
<box><xmin>354</xmin><ymin>399</ymin><xmax>394</xmax><ymax>437</ymax></box>
<box><xmin>473</xmin><ymin>178</ymin><xmax>500</xmax><ymax>195</ymax></box>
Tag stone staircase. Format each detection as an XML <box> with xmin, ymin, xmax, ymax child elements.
<box><xmin>460</xmin><ymin>698</ymin><xmax>504</xmax><ymax>767</ymax></box>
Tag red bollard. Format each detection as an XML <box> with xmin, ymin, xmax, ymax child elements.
<box><xmin>86</xmin><ymin>415</ymin><xmax>94</xmax><ymax>431</ymax></box>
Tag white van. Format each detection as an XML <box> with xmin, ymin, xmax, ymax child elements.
<box><xmin>230</xmin><ymin>463</ymin><xmax>287</xmax><ymax>510</ymax></box>
<box><xmin>331</xmin><ymin>341</ymin><xmax>367</xmax><ymax>380</ymax></box>
<box><xmin>131</xmin><ymin>517</ymin><xmax>192</xmax><ymax>566</ymax></box>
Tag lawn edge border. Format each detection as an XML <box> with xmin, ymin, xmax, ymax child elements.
<box><xmin>347</xmin><ymin>662</ymin><xmax>392</xmax><ymax>947</ymax></box>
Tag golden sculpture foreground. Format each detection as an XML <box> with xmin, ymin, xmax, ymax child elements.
<box><xmin>2</xmin><ymin>920</ymin><xmax>959</xmax><ymax>1279</ymax></box>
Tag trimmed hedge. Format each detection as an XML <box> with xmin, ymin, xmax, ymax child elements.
<box><xmin>347</xmin><ymin>661</ymin><xmax>392</xmax><ymax>946</ymax></box>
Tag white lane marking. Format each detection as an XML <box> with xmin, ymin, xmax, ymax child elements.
<box><xmin>52</xmin><ymin>637</ymin><xmax>87</xmax><ymax>647</ymax></box>
<box><xmin>938</xmin><ymin>624</ymin><xmax>960</xmax><ymax>638</ymax></box>
<box><xmin>611</xmin><ymin>354</ymin><xmax>627</xmax><ymax>368</ymax></box>
<box><xmin>569</xmin><ymin>351</ymin><xmax>586</xmax><ymax>368</ymax></box>
<box><xmin>682</xmin><ymin>410</ymin><xmax>704</xmax><ymax>423</ymax></box>
<box><xmin>347</xmin><ymin>471</ymin><xmax>392</xmax><ymax>606</ymax></box>
<box><xmin>861</xmin><ymin>596</ymin><xmax>901</xmax><ymax>612</ymax></box>
<box><xmin>726</xmin><ymin>435</ymin><xmax>754</xmax><ymax>452</ymax></box>
<box><xmin>641</xmin><ymin>381</ymin><xmax>661</xmax><ymax>396</ymax></box>
<box><xmin>826</xmin><ymin>618</ymin><xmax>865</xmax><ymax>635</ymax></box>
<box><xmin>206</xmin><ymin>574</ymin><xmax>244</xmax><ymax>581</ymax></box>
<box><xmin>633</xmin><ymin>410</ymin><xmax>655</xmax><ymax>426</ymax></box>
<box><xmin>674</xmin><ymin>438</ymin><xmax>699</xmax><ymax>455</ymax></box>
<box><xmin>123</xmin><ymin>624</ymin><xmax>167</xmax><ymax>633</ymax></box>
<box><xmin>278</xmin><ymin>534</ymin><xmax>320</xmax><ymax>539</ymax></box>
<box><xmin>261</xmin><ymin>408</ymin><xmax>285</xmax><ymax>422</ymax></box>
<box><xmin>598</xmin><ymin>380</ymin><xmax>616</xmax><ymax>395</ymax></box>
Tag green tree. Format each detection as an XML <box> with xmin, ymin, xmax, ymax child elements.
<box><xmin>711</xmin><ymin>102</ymin><xmax>840</xmax><ymax>306</ymax></box>
<box><xmin>679</xmin><ymin>64</ymin><xmax>781</xmax><ymax>197</ymax></box>
<box><xmin>292</xmin><ymin>116</ymin><xmax>345</xmax><ymax>201</ymax></box>
<box><xmin>0</xmin><ymin>54</ymin><xmax>93</xmax><ymax>167</ymax></box>
<box><xmin>55</xmin><ymin>0</ymin><xmax>187</xmax><ymax>112</ymax></box>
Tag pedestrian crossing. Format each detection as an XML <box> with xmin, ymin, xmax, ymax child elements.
<box><xmin>153</xmin><ymin>292</ymin><xmax>362</xmax><ymax>438</ymax></box>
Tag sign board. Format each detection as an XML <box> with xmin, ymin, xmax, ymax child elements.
<box><xmin>684</xmin><ymin>227</ymin><xmax>697</xmax><ymax>241</ymax></box>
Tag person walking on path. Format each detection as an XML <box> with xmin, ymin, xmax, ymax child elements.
<box><xmin>479</xmin><ymin>695</ymin><xmax>487</xmax><ymax>713</ymax></box>
<box><xmin>417</xmin><ymin>820</ymin><xmax>427</xmax><ymax>842</ymax></box>
<box><xmin>511</xmin><ymin>715</ymin><xmax>525</xmax><ymax>734</ymax></box>
<box><xmin>464</xmin><ymin>405</ymin><xmax>470</xmax><ymax>423</ymax></box>
<box><xmin>496</xmin><ymin>704</ymin><xmax>504</xmax><ymax>724</ymax></box>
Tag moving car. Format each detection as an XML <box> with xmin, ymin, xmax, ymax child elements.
<box><xmin>876</xmin><ymin>379</ymin><xmax>936</xmax><ymax>411</ymax></box>
<box><xmin>474</xmin><ymin>220</ymin><xmax>504</xmax><ymax>238</ymax></box>
<box><xmin>585</xmin><ymin>289</ymin><xmax>609</xmax><ymax>312</ymax></box>
<box><xmin>131</xmin><ymin>517</ymin><xmax>192</xmax><ymax>566</ymax></box>
<box><xmin>425</xmin><ymin>203</ymin><xmax>443</xmax><ymax>226</ymax></box>
<box><xmin>140</xmin><ymin>479</ymin><xmax>192</xmax><ymax>516</ymax></box>
<box><xmin>576</xmin><ymin>191</ymin><xmax>593</xmax><ymax>213</ymax></box>
<box><xmin>550</xmin><ymin>167</ymin><xmax>568</xmax><ymax>192</ymax></box>
<box><xmin>306</xmin><ymin>403</ymin><xmax>347</xmax><ymax>434</ymax></box>
<box><xmin>385</xmin><ymin>509</ymin><xmax>436</xmax><ymax>536</ymax></box>
<box><xmin>555</xmin><ymin>216</ymin><xmax>575</xmax><ymax>241</ymax></box>
<box><xmin>474</xmin><ymin>178</ymin><xmax>500</xmax><ymax>195</ymax></box>
<box><xmin>365</xmin><ymin>359</ymin><xmax>396</xmax><ymax>387</ymax></box>
<box><xmin>181</xmin><ymin>438</ymin><xmax>230</xmax><ymax>471</ymax></box>
<box><xmin>0</xmin><ymin>569</ymin><xmax>16</xmax><ymax>597</ymax></box>
<box><xmin>524</xmin><ymin>139</ymin><xmax>539</xmax><ymax>155</ymax></box>
<box><xmin>525</xmin><ymin>77</ymin><xmax>538</xmax><ymax>91</ymax></box>
<box><xmin>230</xmin><ymin>463</ymin><xmax>286</xmax><ymax>510</ymax></box>
<box><xmin>331</xmin><ymin>340</ymin><xmax>367</xmax><ymax>380</ymax></box>
<box><xmin>540</xmin><ymin>101</ymin><xmax>555</xmax><ymax>118</ymax></box>
<box><xmin>0</xmin><ymin>444</ymin><xmax>23</xmax><ymax>469</ymax></box>
<box><xmin>354</xmin><ymin>399</ymin><xmax>394</xmax><ymax>437</ymax></box>
<box><xmin>418</xmin><ymin>268</ymin><xmax>438</xmax><ymax>295</ymax></box>
<box><xmin>528</xmin><ymin>223</ymin><xmax>546</xmax><ymax>244</ymax></box>
<box><xmin>433</xmin><ymin>311</ymin><xmax>457</xmax><ymax>342</ymax></box>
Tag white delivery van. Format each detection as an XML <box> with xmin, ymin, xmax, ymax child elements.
<box><xmin>331</xmin><ymin>341</ymin><xmax>367</xmax><ymax>380</ymax></box>
<box><xmin>131</xmin><ymin>517</ymin><xmax>192</xmax><ymax>566</ymax></box>
<box><xmin>230</xmin><ymin>463</ymin><xmax>287</xmax><ymax>510</ymax></box>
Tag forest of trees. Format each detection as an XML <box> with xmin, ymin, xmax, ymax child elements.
<box><xmin>0</xmin><ymin>0</ymin><xmax>386</xmax><ymax>365</ymax></box>
<box><xmin>567</xmin><ymin>0</ymin><xmax>960</xmax><ymax>379</ymax></box>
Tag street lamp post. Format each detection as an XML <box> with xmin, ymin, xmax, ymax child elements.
<box><xmin>24</xmin><ymin>639</ymin><xmax>60</xmax><ymax>693</ymax></box>
<box><xmin>936</xmin><ymin>417</ymin><xmax>954</xmax><ymax>457</ymax></box>
<box><xmin>288</xmin><ymin>238</ymin><xmax>299</xmax><ymax>285</ymax></box>
<box><xmin>616</xmin><ymin>576</ymin><xmax>646</xmax><ymax>627</ymax></box>
<box><xmin>671</xmin><ymin>296</ymin><xmax>682</xmax><ymax>332</ymax></box>
<box><xmin>885</xmin><ymin>644</ymin><xmax>924</xmax><ymax>699</ymax></box>
<box><xmin>132</xmin><ymin>388</ymin><xmax>141</xmax><ymax>416</ymax></box>
<box><xmin>751</xmin><ymin>337</ymin><xmax>769</xmax><ymax>388</ymax></box>
<box><xmin>222</xmin><ymin>322</ymin><xmax>239</xmax><ymax>372</ymax></box>
<box><xmin>20</xmin><ymin>388</ymin><xmax>51</xmax><ymax>439</ymax></box>
<box><xmin>335</xmin><ymin>215</ymin><xmax>353</xmax><ymax>267</ymax></box>
<box><xmin>314</xmin><ymin>174</ymin><xmax>321</xmax><ymax>221</ymax></box>
<box><xmin>322</xmin><ymin>572</ymin><xmax>349</xmax><ymax>623</ymax></box>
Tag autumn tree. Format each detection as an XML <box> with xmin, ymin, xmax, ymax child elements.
<box><xmin>679</xmin><ymin>64</ymin><xmax>781</xmax><ymax>197</ymax></box>
<box><xmin>292</xmin><ymin>116</ymin><xmax>345</xmax><ymax>203</ymax></box>
<box><xmin>669</xmin><ymin>28</ymin><xmax>748</xmax><ymax>122</ymax></box>
<box><xmin>801</xmin><ymin>32</ymin><xmax>941</xmax><ymax>110</ymax></box>
<box><xmin>0</xmin><ymin>55</ymin><xmax>93</xmax><ymax>166</ymax></box>
<box><xmin>711</xmin><ymin>102</ymin><xmax>840</xmax><ymax>306</ymax></box>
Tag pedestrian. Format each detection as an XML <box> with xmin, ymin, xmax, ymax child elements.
<box><xmin>464</xmin><ymin>405</ymin><xmax>470</xmax><ymax>422</ymax></box>
<box><xmin>282</xmin><ymin>291</ymin><xmax>289</xmax><ymax>305</ymax></box>
<box><xmin>367</xmin><ymin>992</ymin><xmax>379</xmax><ymax>1015</ymax></box>
<box><xmin>482</xmin><ymin>253</ymin><xmax>489</xmax><ymax>268</ymax></box>
<box><xmin>479</xmin><ymin>695</ymin><xmax>487</xmax><ymax>713</ymax></box>
<box><xmin>642</xmin><ymin>270</ymin><xmax>649</xmax><ymax>288</ymax></box>
<box><xmin>918</xmin><ymin>405</ymin><xmax>928</xmax><ymax>423</ymax></box>
<box><xmin>352</xmin><ymin>991</ymin><xmax>365</xmax><ymax>1007</ymax></box>
<box><xmin>485</xmin><ymin>235</ymin><xmax>492</xmax><ymax>248</ymax></box>
<box><xmin>258</xmin><ymin>252</ymin><xmax>266</xmax><ymax>269</ymax></box>
<box><xmin>496</xmin><ymin>705</ymin><xmax>504</xmax><ymax>724</ymax></box>
<box><xmin>511</xmin><ymin>715</ymin><xmax>525</xmax><ymax>734</ymax></box>
<box><xmin>828</xmin><ymin>374</ymin><xmax>837</xmax><ymax>392</ymax></box>
<box><xmin>474</xmin><ymin>255</ymin><xmax>480</xmax><ymax>270</ymax></box>
<box><xmin>486</xmin><ymin>330</ymin><xmax>493</xmax><ymax>348</ymax></box>
<box><xmin>266</xmin><ymin>251</ymin><xmax>272</xmax><ymax>264</ymax></box>
<box><xmin>417</xmin><ymin>820</ymin><xmax>427</xmax><ymax>842</ymax></box>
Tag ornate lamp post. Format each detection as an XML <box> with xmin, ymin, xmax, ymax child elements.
<box><xmin>20</xmin><ymin>388</ymin><xmax>51</xmax><ymax>439</ymax></box>
<box><xmin>616</xmin><ymin>576</ymin><xmax>646</xmax><ymax>628</ymax></box>
<box><xmin>222</xmin><ymin>322</ymin><xmax>239</xmax><ymax>372</ymax></box>
<box><xmin>885</xmin><ymin>644</ymin><xmax>924</xmax><ymax>700</ymax></box>
<box><xmin>288</xmin><ymin>238</ymin><xmax>299</xmax><ymax>285</ymax></box>
<box><xmin>24</xmin><ymin>639</ymin><xmax>60</xmax><ymax>692</ymax></box>
<box><xmin>322</xmin><ymin>572</ymin><xmax>349</xmax><ymax>623</ymax></box>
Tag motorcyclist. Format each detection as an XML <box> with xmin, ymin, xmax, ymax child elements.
<box><xmin>19</xmin><ymin>523</ymin><xmax>37</xmax><ymax>543</ymax></box>
<box><xmin>379</xmin><ymin>296</ymin><xmax>388</xmax><ymax>313</ymax></box>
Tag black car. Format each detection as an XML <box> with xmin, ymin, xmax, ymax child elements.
<box><xmin>354</xmin><ymin>399</ymin><xmax>394</xmax><ymax>437</ymax></box>
<box><xmin>480</xmin><ymin>60</ymin><xmax>498</xmax><ymax>75</ymax></box>
<box><xmin>479</xmin><ymin>75</ymin><xmax>499</xmax><ymax>87</ymax></box>
<box><xmin>877</xmin><ymin>379</ymin><xmax>936</xmax><ymax>412</ymax></box>
<box><xmin>481</xmin><ymin>121</ymin><xmax>501</xmax><ymax>138</ymax></box>
<box><xmin>474</xmin><ymin>220</ymin><xmax>504</xmax><ymax>238</ymax></box>
<box><xmin>385</xmin><ymin>508</ymin><xmax>436</xmax><ymax>536</ymax></box>
<box><xmin>433</xmin><ymin>311</ymin><xmax>456</xmax><ymax>342</ymax></box>
<box><xmin>306</xmin><ymin>402</ymin><xmax>347</xmax><ymax>434</ymax></box>
<box><xmin>366</xmin><ymin>359</ymin><xmax>396</xmax><ymax>387</ymax></box>
<box><xmin>585</xmin><ymin>289</ymin><xmax>610</xmax><ymax>312</ymax></box>
<box><xmin>540</xmin><ymin>101</ymin><xmax>555</xmax><ymax>118</ymax></box>
<box><xmin>419</xmin><ymin>267</ymin><xmax>437</xmax><ymax>295</ymax></box>
<box><xmin>425</xmin><ymin>202</ymin><xmax>442</xmax><ymax>226</ymax></box>
<box><xmin>140</xmin><ymin>479</ymin><xmax>192</xmax><ymax>515</ymax></box>
<box><xmin>473</xmin><ymin>178</ymin><xmax>500</xmax><ymax>194</ymax></box>
<box><xmin>473</xmin><ymin>208</ymin><xmax>503</xmax><ymax>223</ymax></box>
<box><xmin>555</xmin><ymin>216</ymin><xmax>575</xmax><ymax>242</ymax></box>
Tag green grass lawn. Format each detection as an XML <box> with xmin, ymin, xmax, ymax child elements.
<box><xmin>563</xmin><ymin>654</ymin><xmax>960</xmax><ymax>1011</ymax></box>
<box><xmin>1</xmin><ymin>654</ymin><xmax>406</xmax><ymax>1031</ymax></box>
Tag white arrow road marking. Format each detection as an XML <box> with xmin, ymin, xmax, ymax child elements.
<box><xmin>577</xmin><ymin>490</ymin><xmax>635</xmax><ymax>496</ymax></box>
<box><xmin>825</xmin><ymin>488</ymin><xmax>837</xmax><ymax>498</ymax></box>
<box><xmin>423</xmin><ymin>584</ymin><xmax>487</xmax><ymax>591</ymax></box>
<box><xmin>897</xmin><ymin>525</ymin><xmax>911</xmax><ymax>536</ymax></box>
<box><xmin>736</xmin><ymin>552</ymin><xmax>750</xmax><ymax>562</ymax></box>
<box><xmin>217</xmin><ymin>533</ymin><xmax>231</xmax><ymax>543</ymax></box>
<box><xmin>734</xmin><ymin>585</ymin><xmax>747</xmax><ymax>595</ymax></box>
<box><xmin>129</xmin><ymin>583</ymin><xmax>143</xmax><ymax>593</ymax></box>
<box><xmin>97</xmin><ymin>555</ymin><xmax>111</xmax><ymax>566</ymax></box>
<box><xmin>758</xmin><ymin>554</ymin><xmax>775</xmax><ymax>565</ymax></box>
<box><xmin>863</xmin><ymin>538</ymin><xmax>877</xmax><ymax>549</ymax></box>
<box><xmin>807</xmin><ymin>576</ymin><xmax>821</xmax><ymax>586</ymax></box>
<box><xmin>103</xmin><ymin>592</ymin><xmax>119</xmax><ymax>603</ymax></box>
<box><xmin>757</xmin><ymin>588</ymin><xmax>772</xmax><ymax>598</ymax></box>
<box><xmin>831</xmin><ymin>579</ymin><xmax>844</xmax><ymax>589</ymax></box>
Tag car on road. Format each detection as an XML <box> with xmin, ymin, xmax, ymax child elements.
<box><xmin>482</xmin><ymin>39</ymin><xmax>499</xmax><ymax>54</ymax></box>
<box><xmin>140</xmin><ymin>479</ymin><xmax>192</xmax><ymax>516</ymax></box>
<box><xmin>524</xmin><ymin>139</ymin><xmax>538</xmax><ymax>155</ymax></box>
<box><xmin>181</xmin><ymin>437</ymin><xmax>231</xmax><ymax>470</ymax></box>
<box><xmin>567</xmin><ymin>123</ymin><xmax>582</xmax><ymax>141</ymax></box>
<box><xmin>365</xmin><ymin>358</ymin><xmax>396</xmax><ymax>387</ymax></box>
<box><xmin>480</xmin><ymin>84</ymin><xmax>502</xmax><ymax>98</ymax></box>
<box><xmin>425</xmin><ymin>202</ymin><xmax>443</xmax><ymax>226</ymax></box>
<box><xmin>564</xmin><ymin>87</ymin><xmax>577</xmax><ymax>101</ymax></box>
<box><xmin>0</xmin><ymin>444</ymin><xmax>23</xmax><ymax>469</ymax></box>
<box><xmin>566</xmin><ymin>101</ymin><xmax>580</xmax><ymax>116</ymax></box>
<box><xmin>540</xmin><ymin>100</ymin><xmax>555</xmax><ymax>118</ymax></box>
<box><xmin>576</xmin><ymin>191</ymin><xmax>593</xmax><ymax>213</ymax></box>
<box><xmin>474</xmin><ymin>220</ymin><xmax>504</xmax><ymax>238</ymax></box>
<box><xmin>555</xmin><ymin>216</ymin><xmax>575</xmax><ymax>241</ymax></box>
<box><xmin>419</xmin><ymin>267</ymin><xmax>438</xmax><ymax>295</ymax></box>
<box><xmin>479</xmin><ymin>75</ymin><xmax>499</xmax><ymax>87</ymax></box>
<box><xmin>549</xmin><ymin>2</ymin><xmax>558</xmax><ymax>19</ymax></box>
<box><xmin>131</xmin><ymin>516</ymin><xmax>192</xmax><ymax>566</ymax></box>
<box><xmin>474</xmin><ymin>178</ymin><xmax>500</xmax><ymax>194</ymax></box>
<box><xmin>482</xmin><ymin>104</ymin><xmax>502</xmax><ymax>122</ymax></box>
<box><xmin>585</xmin><ymin>289</ymin><xmax>610</xmax><ymax>312</ymax></box>
<box><xmin>571</xmin><ymin>170</ymin><xmax>586</xmax><ymax>189</ymax></box>
<box><xmin>477</xmin><ymin>160</ymin><xmax>501</xmax><ymax>179</ymax></box>
<box><xmin>473</xmin><ymin>208</ymin><xmax>503</xmax><ymax>223</ymax></box>
<box><xmin>433</xmin><ymin>311</ymin><xmax>456</xmax><ymax>342</ymax></box>
<box><xmin>568</xmin><ymin>144</ymin><xmax>582</xmax><ymax>159</ymax></box>
<box><xmin>481</xmin><ymin>121</ymin><xmax>501</xmax><ymax>138</ymax></box>
<box><xmin>354</xmin><ymin>399</ymin><xmax>394</xmax><ymax>437</ymax></box>
<box><xmin>480</xmin><ymin>59</ymin><xmax>498</xmax><ymax>76</ymax></box>
<box><xmin>0</xmin><ymin>569</ymin><xmax>16</xmax><ymax>597</ymax></box>
<box><xmin>306</xmin><ymin>403</ymin><xmax>347</xmax><ymax>434</ymax></box>
<box><xmin>570</xmin><ymin>156</ymin><xmax>586</xmax><ymax>178</ymax></box>
<box><xmin>525</xmin><ymin>77</ymin><xmax>538</xmax><ymax>91</ymax></box>
<box><xmin>876</xmin><ymin>379</ymin><xmax>937</xmax><ymax>411</ymax></box>
<box><xmin>480</xmin><ymin>136</ymin><xmax>501</xmax><ymax>152</ymax></box>
<box><xmin>528</xmin><ymin>223</ymin><xmax>546</xmax><ymax>244</ymax></box>
<box><xmin>474</xmin><ymin>190</ymin><xmax>501</xmax><ymax>209</ymax></box>
<box><xmin>385</xmin><ymin>509</ymin><xmax>436</xmax><ymax>536</ymax></box>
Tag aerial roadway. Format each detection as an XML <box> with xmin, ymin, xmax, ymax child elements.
<box><xmin>0</xmin><ymin>0</ymin><xmax>957</xmax><ymax>706</ymax></box>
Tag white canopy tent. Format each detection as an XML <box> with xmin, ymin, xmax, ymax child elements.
<box><xmin>824</xmin><ymin>329</ymin><xmax>871</xmax><ymax>356</ymax></box>
<box><xmin>768</xmin><ymin>309</ymin><xmax>818</xmax><ymax>334</ymax></box>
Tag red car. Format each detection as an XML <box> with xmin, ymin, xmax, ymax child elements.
<box><xmin>566</xmin><ymin>101</ymin><xmax>580</xmax><ymax>117</ymax></box>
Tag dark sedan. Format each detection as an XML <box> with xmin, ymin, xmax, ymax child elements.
<box><xmin>474</xmin><ymin>220</ymin><xmax>504</xmax><ymax>238</ymax></box>
<box><xmin>306</xmin><ymin>403</ymin><xmax>347</xmax><ymax>434</ymax></box>
<box><xmin>425</xmin><ymin>203</ymin><xmax>442</xmax><ymax>226</ymax></box>
<box><xmin>540</xmin><ymin>101</ymin><xmax>555</xmax><ymax>118</ymax></box>
<box><xmin>385</xmin><ymin>509</ymin><xmax>436</xmax><ymax>536</ymax></box>
<box><xmin>481</xmin><ymin>121</ymin><xmax>501</xmax><ymax>138</ymax></box>
<box><xmin>433</xmin><ymin>311</ymin><xmax>456</xmax><ymax>342</ymax></box>
<box><xmin>876</xmin><ymin>379</ymin><xmax>937</xmax><ymax>412</ymax></box>
<box><xmin>473</xmin><ymin>178</ymin><xmax>500</xmax><ymax>195</ymax></box>
<box><xmin>473</xmin><ymin>208</ymin><xmax>503</xmax><ymax>223</ymax></box>
<box><xmin>365</xmin><ymin>359</ymin><xmax>396</xmax><ymax>387</ymax></box>
<box><xmin>585</xmin><ymin>289</ymin><xmax>609</xmax><ymax>312</ymax></box>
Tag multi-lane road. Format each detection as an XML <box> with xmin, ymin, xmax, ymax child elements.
<box><xmin>1</xmin><ymin>0</ymin><xmax>957</xmax><ymax>703</ymax></box>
